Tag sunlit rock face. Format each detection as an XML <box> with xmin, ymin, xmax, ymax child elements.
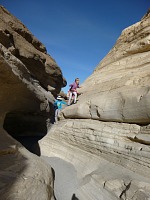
<box><xmin>62</xmin><ymin>10</ymin><xmax>150</xmax><ymax>124</ymax></box>
<box><xmin>40</xmin><ymin>10</ymin><xmax>150</xmax><ymax>200</ymax></box>
<box><xmin>0</xmin><ymin>6</ymin><xmax>67</xmax><ymax>199</ymax></box>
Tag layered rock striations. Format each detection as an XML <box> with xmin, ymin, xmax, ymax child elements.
<box><xmin>40</xmin><ymin>11</ymin><xmax>150</xmax><ymax>199</ymax></box>
<box><xmin>0</xmin><ymin>6</ymin><xmax>66</xmax><ymax>199</ymax></box>
<box><xmin>0</xmin><ymin>6</ymin><xmax>66</xmax><ymax>93</ymax></box>
<box><xmin>61</xmin><ymin>12</ymin><xmax>150</xmax><ymax>124</ymax></box>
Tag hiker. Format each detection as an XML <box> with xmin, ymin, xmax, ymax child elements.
<box><xmin>54</xmin><ymin>96</ymin><xmax>67</xmax><ymax>122</ymax></box>
<box><xmin>68</xmin><ymin>78</ymin><xmax>81</xmax><ymax>106</ymax></box>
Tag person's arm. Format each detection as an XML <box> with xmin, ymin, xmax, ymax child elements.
<box><xmin>69</xmin><ymin>83</ymin><xmax>73</xmax><ymax>87</ymax></box>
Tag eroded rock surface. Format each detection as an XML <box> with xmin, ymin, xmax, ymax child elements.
<box><xmin>0</xmin><ymin>6</ymin><xmax>66</xmax><ymax>93</ymax></box>
<box><xmin>0</xmin><ymin>6</ymin><xmax>66</xmax><ymax>199</ymax></box>
<box><xmin>0</xmin><ymin>5</ymin><xmax>66</xmax><ymax>137</ymax></box>
<box><xmin>40</xmin><ymin>10</ymin><xmax>150</xmax><ymax>200</ymax></box>
<box><xmin>0</xmin><ymin>128</ymin><xmax>55</xmax><ymax>200</ymax></box>
<box><xmin>40</xmin><ymin>120</ymin><xmax>150</xmax><ymax>200</ymax></box>
<box><xmin>61</xmin><ymin>11</ymin><xmax>150</xmax><ymax>125</ymax></box>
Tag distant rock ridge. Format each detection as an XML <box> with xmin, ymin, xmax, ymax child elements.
<box><xmin>40</xmin><ymin>9</ymin><xmax>150</xmax><ymax>200</ymax></box>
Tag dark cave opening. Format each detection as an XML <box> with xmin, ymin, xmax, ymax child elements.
<box><xmin>3</xmin><ymin>111</ymin><xmax>49</xmax><ymax>156</ymax></box>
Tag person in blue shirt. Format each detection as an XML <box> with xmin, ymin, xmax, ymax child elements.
<box><xmin>54</xmin><ymin>96</ymin><xmax>67</xmax><ymax>122</ymax></box>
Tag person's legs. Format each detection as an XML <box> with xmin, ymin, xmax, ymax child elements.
<box><xmin>68</xmin><ymin>92</ymin><xmax>73</xmax><ymax>105</ymax></box>
<box><xmin>73</xmin><ymin>92</ymin><xmax>77</xmax><ymax>103</ymax></box>
<box><xmin>55</xmin><ymin>109</ymin><xmax>61</xmax><ymax>122</ymax></box>
<box><xmin>55</xmin><ymin>109</ymin><xmax>59</xmax><ymax>122</ymax></box>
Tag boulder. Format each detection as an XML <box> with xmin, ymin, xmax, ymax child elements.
<box><xmin>0</xmin><ymin>128</ymin><xmax>55</xmax><ymax>200</ymax></box>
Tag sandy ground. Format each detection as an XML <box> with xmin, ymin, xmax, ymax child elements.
<box><xmin>42</xmin><ymin>156</ymin><xmax>79</xmax><ymax>200</ymax></box>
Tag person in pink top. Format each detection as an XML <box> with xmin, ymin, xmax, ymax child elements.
<box><xmin>68</xmin><ymin>78</ymin><xmax>80</xmax><ymax>105</ymax></box>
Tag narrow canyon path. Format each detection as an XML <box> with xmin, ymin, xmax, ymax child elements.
<box><xmin>42</xmin><ymin>156</ymin><xmax>78</xmax><ymax>200</ymax></box>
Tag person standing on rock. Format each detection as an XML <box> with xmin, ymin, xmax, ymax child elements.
<box><xmin>68</xmin><ymin>78</ymin><xmax>81</xmax><ymax>106</ymax></box>
<box><xmin>54</xmin><ymin>96</ymin><xmax>67</xmax><ymax>122</ymax></box>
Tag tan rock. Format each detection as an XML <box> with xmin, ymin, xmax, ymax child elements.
<box><xmin>0</xmin><ymin>6</ymin><xmax>67</xmax><ymax>137</ymax></box>
<box><xmin>0</xmin><ymin>6</ymin><xmax>66</xmax><ymax>93</ymax></box>
<box><xmin>0</xmin><ymin>6</ymin><xmax>66</xmax><ymax>199</ymax></box>
<box><xmin>0</xmin><ymin>127</ymin><xmax>55</xmax><ymax>200</ymax></box>
<box><xmin>40</xmin><ymin>119</ymin><xmax>150</xmax><ymax>178</ymax></box>
<box><xmin>40</xmin><ymin>10</ymin><xmax>150</xmax><ymax>200</ymax></box>
<box><xmin>0</xmin><ymin>43</ymin><xmax>53</xmax><ymax>137</ymax></box>
<box><xmin>40</xmin><ymin>119</ymin><xmax>150</xmax><ymax>200</ymax></box>
<box><xmin>61</xmin><ymin>12</ymin><xmax>150</xmax><ymax>124</ymax></box>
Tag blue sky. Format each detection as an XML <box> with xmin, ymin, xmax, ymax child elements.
<box><xmin>1</xmin><ymin>0</ymin><xmax>149</xmax><ymax>92</ymax></box>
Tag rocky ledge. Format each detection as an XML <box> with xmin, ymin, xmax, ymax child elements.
<box><xmin>40</xmin><ymin>10</ymin><xmax>150</xmax><ymax>200</ymax></box>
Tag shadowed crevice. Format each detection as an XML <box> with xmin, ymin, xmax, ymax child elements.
<box><xmin>3</xmin><ymin>111</ymin><xmax>49</xmax><ymax>156</ymax></box>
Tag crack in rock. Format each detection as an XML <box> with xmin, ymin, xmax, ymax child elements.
<box><xmin>119</xmin><ymin>181</ymin><xmax>131</xmax><ymax>200</ymax></box>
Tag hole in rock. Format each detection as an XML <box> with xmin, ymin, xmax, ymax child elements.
<box><xmin>3</xmin><ymin>111</ymin><xmax>48</xmax><ymax>156</ymax></box>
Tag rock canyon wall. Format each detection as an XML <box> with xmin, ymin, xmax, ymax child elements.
<box><xmin>0</xmin><ymin>6</ymin><xmax>66</xmax><ymax>199</ymax></box>
<box><xmin>40</xmin><ymin>11</ymin><xmax>150</xmax><ymax>200</ymax></box>
<box><xmin>0</xmin><ymin>6</ymin><xmax>66</xmax><ymax>137</ymax></box>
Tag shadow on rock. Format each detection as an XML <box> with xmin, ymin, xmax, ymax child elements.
<box><xmin>3</xmin><ymin>111</ymin><xmax>50</xmax><ymax>156</ymax></box>
<box><xmin>71</xmin><ymin>194</ymin><xmax>79</xmax><ymax>200</ymax></box>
